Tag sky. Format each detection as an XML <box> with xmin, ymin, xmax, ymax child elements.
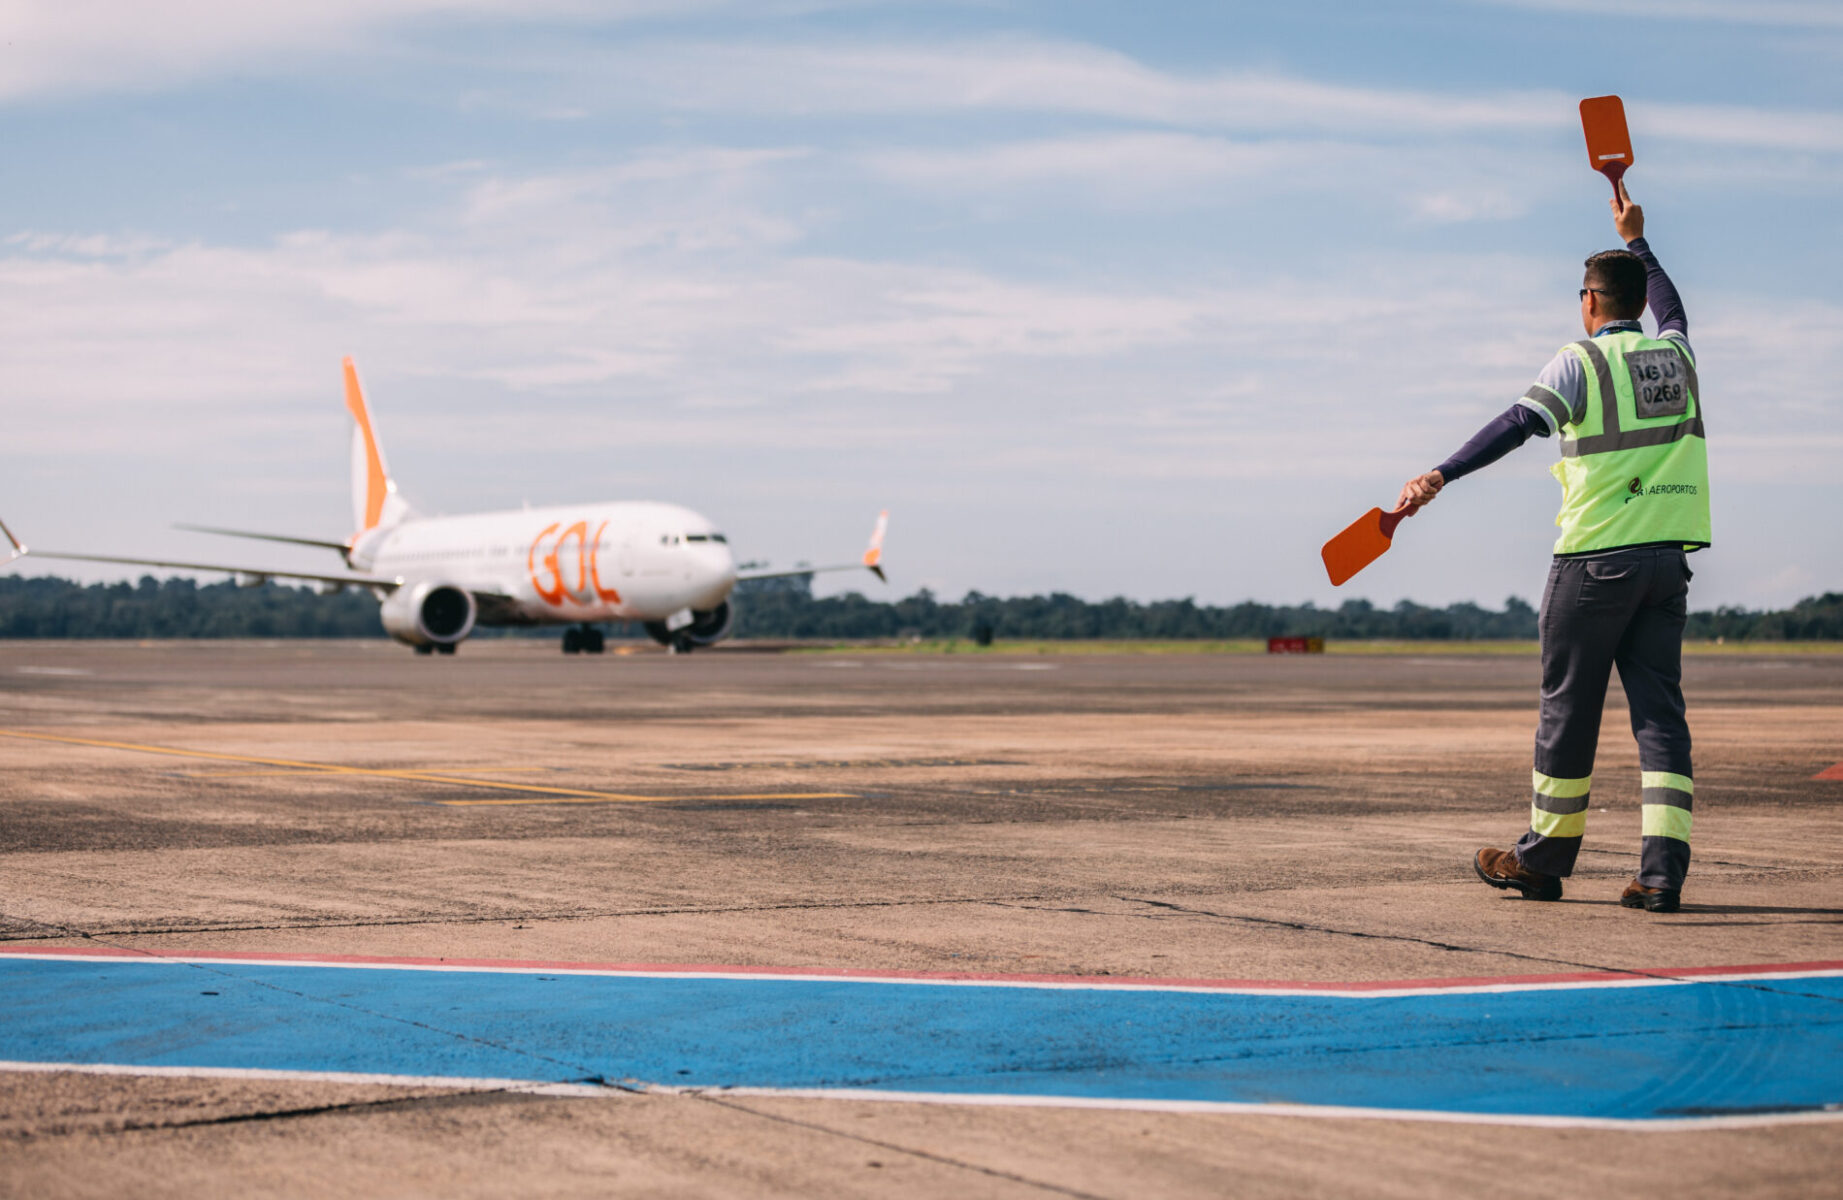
<box><xmin>2</xmin><ymin>0</ymin><xmax>1840</xmax><ymax>612</ymax></box>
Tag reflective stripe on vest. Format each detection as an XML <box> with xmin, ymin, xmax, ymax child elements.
<box><xmin>1549</xmin><ymin>329</ymin><xmax>1713</xmax><ymax>555</ymax></box>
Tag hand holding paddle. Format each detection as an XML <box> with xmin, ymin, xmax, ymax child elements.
<box><xmin>1320</xmin><ymin>477</ymin><xmax>1432</xmax><ymax>589</ymax></box>
<box><xmin>1611</xmin><ymin>180</ymin><xmax>1642</xmax><ymax>242</ymax></box>
<box><xmin>1321</xmin><ymin>471</ymin><xmax>1443</xmax><ymax>587</ymax></box>
<box><xmin>1396</xmin><ymin>470</ymin><xmax>1444</xmax><ymax>511</ymax></box>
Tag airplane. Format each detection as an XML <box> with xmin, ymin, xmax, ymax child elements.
<box><xmin>1</xmin><ymin>358</ymin><xmax>888</xmax><ymax>655</ymax></box>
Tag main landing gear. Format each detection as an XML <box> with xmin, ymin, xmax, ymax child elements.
<box><xmin>561</xmin><ymin>624</ymin><xmax>606</xmax><ymax>655</ymax></box>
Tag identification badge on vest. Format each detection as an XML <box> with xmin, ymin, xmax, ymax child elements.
<box><xmin>1627</xmin><ymin>348</ymin><xmax>1690</xmax><ymax>418</ymax></box>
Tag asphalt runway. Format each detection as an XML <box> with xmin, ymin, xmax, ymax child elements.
<box><xmin>2</xmin><ymin>640</ymin><xmax>1840</xmax><ymax>1197</ymax></box>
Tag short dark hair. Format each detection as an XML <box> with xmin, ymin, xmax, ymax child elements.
<box><xmin>1583</xmin><ymin>250</ymin><xmax>1647</xmax><ymax>320</ymax></box>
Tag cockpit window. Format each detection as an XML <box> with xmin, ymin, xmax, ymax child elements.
<box><xmin>683</xmin><ymin>533</ymin><xmax>727</xmax><ymax>544</ymax></box>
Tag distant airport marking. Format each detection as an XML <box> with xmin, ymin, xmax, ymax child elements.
<box><xmin>661</xmin><ymin>756</ymin><xmax>1024</xmax><ymax>772</ymax></box>
<box><xmin>1816</xmin><ymin>762</ymin><xmax>1843</xmax><ymax>781</ymax></box>
<box><xmin>13</xmin><ymin>666</ymin><xmax>93</xmax><ymax>676</ymax></box>
<box><xmin>4</xmin><ymin>948</ymin><xmax>1841</xmax><ymax>1130</ymax></box>
<box><xmin>430</xmin><ymin>793</ymin><xmax>854</xmax><ymax>807</ymax></box>
<box><xmin>0</xmin><ymin>730</ymin><xmax>854</xmax><ymax>806</ymax></box>
<box><xmin>179</xmin><ymin>766</ymin><xmax>562</xmax><ymax>779</ymax></box>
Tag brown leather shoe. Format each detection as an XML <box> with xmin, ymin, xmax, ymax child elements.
<box><xmin>1620</xmin><ymin>880</ymin><xmax>1681</xmax><ymax>913</ymax></box>
<box><xmin>1473</xmin><ymin>847</ymin><xmax>1562</xmax><ymax>901</ymax></box>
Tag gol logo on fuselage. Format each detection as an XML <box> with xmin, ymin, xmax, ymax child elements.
<box><xmin>527</xmin><ymin>520</ymin><xmax>621</xmax><ymax>607</ymax></box>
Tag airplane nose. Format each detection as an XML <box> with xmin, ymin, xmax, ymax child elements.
<box><xmin>689</xmin><ymin>545</ymin><xmax>737</xmax><ymax>609</ymax></box>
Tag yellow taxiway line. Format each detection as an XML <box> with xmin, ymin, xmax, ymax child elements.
<box><xmin>177</xmin><ymin>766</ymin><xmax>558</xmax><ymax>778</ymax></box>
<box><xmin>0</xmin><ymin>730</ymin><xmax>855</xmax><ymax>806</ymax></box>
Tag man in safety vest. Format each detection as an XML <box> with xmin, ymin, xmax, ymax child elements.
<box><xmin>1397</xmin><ymin>182</ymin><xmax>1707</xmax><ymax>913</ymax></box>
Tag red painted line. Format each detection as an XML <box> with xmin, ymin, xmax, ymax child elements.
<box><xmin>1815</xmin><ymin>762</ymin><xmax>1843</xmax><ymax>781</ymax></box>
<box><xmin>4</xmin><ymin>945</ymin><xmax>1840</xmax><ymax>992</ymax></box>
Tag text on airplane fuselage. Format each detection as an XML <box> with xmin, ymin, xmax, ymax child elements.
<box><xmin>527</xmin><ymin>520</ymin><xmax>621</xmax><ymax>607</ymax></box>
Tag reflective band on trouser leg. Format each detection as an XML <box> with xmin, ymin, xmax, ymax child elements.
<box><xmin>1638</xmin><ymin>771</ymin><xmax>1693</xmax><ymax>890</ymax></box>
<box><xmin>1518</xmin><ymin>771</ymin><xmax>1591</xmax><ymax>875</ymax></box>
<box><xmin>1530</xmin><ymin>797</ymin><xmax>1588</xmax><ymax>838</ymax></box>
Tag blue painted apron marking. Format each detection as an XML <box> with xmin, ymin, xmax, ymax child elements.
<box><xmin>4</xmin><ymin>958</ymin><xmax>1840</xmax><ymax>1120</ymax></box>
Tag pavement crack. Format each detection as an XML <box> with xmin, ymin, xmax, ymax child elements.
<box><xmin>693</xmin><ymin>1094</ymin><xmax>1117</xmax><ymax>1200</ymax></box>
<box><xmin>1115</xmin><ymin>896</ymin><xmax>1484</xmax><ymax>956</ymax></box>
<box><xmin>11</xmin><ymin>1086</ymin><xmax>547</xmax><ymax>1141</ymax></box>
<box><xmin>0</xmin><ymin>892</ymin><xmax>1065</xmax><ymax>942</ymax></box>
<box><xmin>1113</xmin><ymin>897</ymin><xmax>1843</xmax><ymax>1004</ymax></box>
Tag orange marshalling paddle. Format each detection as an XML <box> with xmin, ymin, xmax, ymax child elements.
<box><xmin>1321</xmin><ymin>503</ymin><xmax>1415</xmax><ymax>587</ymax></box>
<box><xmin>1580</xmin><ymin>95</ymin><xmax>1633</xmax><ymax>198</ymax></box>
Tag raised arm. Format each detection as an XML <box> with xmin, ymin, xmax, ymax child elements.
<box><xmin>1612</xmin><ymin>181</ymin><xmax>1687</xmax><ymax>339</ymax></box>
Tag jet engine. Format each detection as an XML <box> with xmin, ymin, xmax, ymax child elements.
<box><xmin>644</xmin><ymin>600</ymin><xmax>733</xmax><ymax>653</ymax></box>
<box><xmin>379</xmin><ymin>581</ymin><xmax>476</xmax><ymax>651</ymax></box>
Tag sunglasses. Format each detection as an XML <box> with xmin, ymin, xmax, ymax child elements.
<box><xmin>1579</xmin><ymin>288</ymin><xmax>1607</xmax><ymax>299</ymax></box>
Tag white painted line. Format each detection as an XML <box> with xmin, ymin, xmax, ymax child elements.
<box><xmin>668</xmin><ymin>1085</ymin><xmax>1843</xmax><ymax>1132</ymax></box>
<box><xmin>4</xmin><ymin>1062</ymin><xmax>1838</xmax><ymax>1131</ymax></box>
<box><xmin>5</xmin><ymin>950</ymin><xmax>1839</xmax><ymax>999</ymax></box>
<box><xmin>0</xmin><ymin>1060</ymin><xmax>614</xmax><ymax>1098</ymax></box>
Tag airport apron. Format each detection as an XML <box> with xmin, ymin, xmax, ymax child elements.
<box><xmin>1514</xmin><ymin>331</ymin><xmax>1710</xmax><ymax>890</ymax></box>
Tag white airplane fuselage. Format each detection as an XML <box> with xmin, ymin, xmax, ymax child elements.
<box><xmin>354</xmin><ymin>501</ymin><xmax>737</xmax><ymax>626</ymax></box>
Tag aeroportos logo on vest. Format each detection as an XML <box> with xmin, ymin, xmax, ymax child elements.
<box><xmin>1624</xmin><ymin>475</ymin><xmax>1699</xmax><ymax>504</ymax></box>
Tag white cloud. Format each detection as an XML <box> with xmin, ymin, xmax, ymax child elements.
<box><xmin>2</xmin><ymin>138</ymin><xmax>1837</xmax><ymax>606</ymax></box>
<box><xmin>1456</xmin><ymin>0</ymin><xmax>1843</xmax><ymax>28</ymax></box>
<box><xmin>510</xmin><ymin>37</ymin><xmax>1843</xmax><ymax>156</ymax></box>
<box><xmin>9</xmin><ymin>9</ymin><xmax>1842</xmax><ymax>164</ymax></box>
<box><xmin>866</xmin><ymin>131</ymin><xmax>1550</xmax><ymax>223</ymax></box>
<box><xmin>868</xmin><ymin>132</ymin><xmax>1344</xmax><ymax>198</ymax></box>
<box><xmin>6</xmin><ymin>148</ymin><xmax>1834</xmax><ymax>470</ymax></box>
<box><xmin>563</xmin><ymin>38</ymin><xmax>1564</xmax><ymax>137</ymax></box>
<box><xmin>0</xmin><ymin>0</ymin><xmax>740</xmax><ymax>101</ymax></box>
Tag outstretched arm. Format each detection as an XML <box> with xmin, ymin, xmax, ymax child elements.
<box><xmin>1395</xmin><ymin>404</ymin><xmax>1551</xmax><ymax>511</ymax></box>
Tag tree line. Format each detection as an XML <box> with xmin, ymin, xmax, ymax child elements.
<box><xmin>2</xmin><ymin>573</ymin><xmax>1839</xmax><ymax>641</ymax></box>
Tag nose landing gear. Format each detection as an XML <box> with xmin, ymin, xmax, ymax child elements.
<box><xmin>561</xmin><ymin>624</ymin><xmax>606</xmax><ymax>655</ymax></box>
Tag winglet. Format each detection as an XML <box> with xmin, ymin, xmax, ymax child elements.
<box><xmin>862</xmin><ymin>510</ymin><xmax>889</xmax><ymax>582</ymax></box>
<box><xmin>0</xmin><ymin>516</ymin><xmax>27</xmax><ymax>566</ymax></box>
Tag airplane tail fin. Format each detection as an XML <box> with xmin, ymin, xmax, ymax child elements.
<box><xmin>343</xmin><ymin>357</ymin><xmax>412</xmax><ymax>539</ymax></box>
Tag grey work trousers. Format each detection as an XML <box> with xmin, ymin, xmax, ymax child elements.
<box><xmin>1514</xmin><ymin>546</ymin><xmax>1695</xmax><ymax>889</ymax></box>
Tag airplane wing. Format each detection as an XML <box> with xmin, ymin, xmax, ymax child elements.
<box><xmin>736</xmin><ymin>510</ymin><xmax>888</xmax><ymax>584</ymax></box>
<box><xmin>9</xmin><ymin>547</ymin><xmax>402</xmax><ymax>592</ymax></box>
<box><xmin>3</xmin><ymin>518</ymin><xmax>536</xmax><ymax>616</ymax></box>
<box><xmin>174</xmin><ymin>524</ymin><xmax>353</xmax><ymax>553</ymax></box>
<box><xmin>1</xmin><ymin>515</ymin><xmax>394</xmax><ymax>589</ymax></box>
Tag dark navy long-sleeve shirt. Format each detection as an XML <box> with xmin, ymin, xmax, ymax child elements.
<box><xmin>1435</xmin><ymin>236</ymin><xmax>1690</xmax><ymax>482</ymax></box>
